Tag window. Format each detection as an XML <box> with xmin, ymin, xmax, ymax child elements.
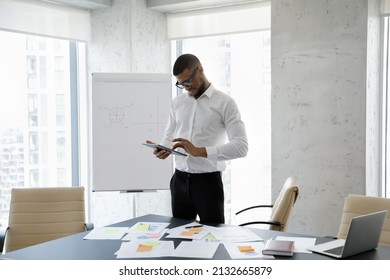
<box><xmin>0</xmin><ymin>30</ymin><xmax>85</xmax><ymax>227</ymax></box>
<box><xmin>173</xmin><ymin>30</ymin><xmax>271</xmax><ymax>224</ymax></box>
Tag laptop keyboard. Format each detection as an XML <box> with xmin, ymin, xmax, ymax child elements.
<box><xmin>324</xmin><ymin>246</ymin><xmax>344</xmax><ymax>255</ymax></box>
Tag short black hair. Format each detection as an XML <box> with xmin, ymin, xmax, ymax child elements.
<box><xmin>173</xmin><ymin>54</ymin><xmax>200</xmax><ymax>76</ymax></box>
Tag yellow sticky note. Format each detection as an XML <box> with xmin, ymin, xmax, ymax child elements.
<box><xmin>238</xmin><ymin>245</ymin><xmax>255</xmax><ymax>253</ymax></box>
<box><xmin>136</xmin><ymin>224</ymin><xmax>150</xmax><ymax>231</ymax></box>
<box><xmin>144</xmin><ymin>241</ymin><xmax>160</xmax><ymax>247</ymax></box>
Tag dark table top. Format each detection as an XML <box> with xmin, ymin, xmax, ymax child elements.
<box><xmin>1</xmin><ymin>214</ymin><xmax>390</xmax><ymax>260</ymax></box>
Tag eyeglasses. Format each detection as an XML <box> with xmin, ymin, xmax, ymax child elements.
<box><xmin>175</xmin><ymin>67</ymin><xmax>198</xmax><ymax>89</ymax></box>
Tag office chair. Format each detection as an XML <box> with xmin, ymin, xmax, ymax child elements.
<box><xmin>2</xmin><ymin>187</ymin><xmax>93</xmax><ymax>253</ymax></box>
<box><xmin>235</xmin><ymin>176</ymin><xmax>299</xmax><ymax>232</ymax></box>
<box><xmin>337</xmin><ymin>194</ymin><xmax>390</xmax><ymax>246</ymax></box>
<box><xmin>0</xmin><ymin>227</ymin><xmax>5</xmax><ymax>254</ymax></box>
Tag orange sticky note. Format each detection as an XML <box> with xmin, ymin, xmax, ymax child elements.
<box><xmin>189</xmin><ymin>227</ymin><xmax>203</xmax><ymax>233</ymax></box>
<box><xmin>137</xmin><ymin>244</ymin><xmax>153</xmax><ymax>252</ymax></box>
<box><xmin>238</xmin><ymin>245</ymin><xmax>255</xmax><ymax>252</ymax></box>
<box><xmin>180</xmin><ymin>231</ymin><xmax>194</xmax><ymax>236</ymax></box>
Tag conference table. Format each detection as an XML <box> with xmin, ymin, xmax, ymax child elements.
<box><xmin>1</xmin><ymin>214</ymin><xmax>390</xmax><ymax>260</ymax></box>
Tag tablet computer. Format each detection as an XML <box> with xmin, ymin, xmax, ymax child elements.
<box><xmin>142</xmin><ymin>143</ymin><xmax>187</xmax><ymax>156</ymax></box>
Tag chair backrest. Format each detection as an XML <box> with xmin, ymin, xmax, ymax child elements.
<box><xmin>4</xmin><ymin>187</ymin><xmax>87</xmax><ymax>253</ymax></box>
<box><xmin>337</xmin><ymin>194</ymin><xmax>390</xmax><ymax>246</ymax></box>
<box><xmin>269</xmin><ymin>176</ymin><xmax>299</xmax><ymax>231</ymax></box>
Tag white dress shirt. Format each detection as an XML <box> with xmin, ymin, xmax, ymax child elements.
<box><xmin>161</xmin><ymin>84</ymin><xmax>248</xmax><ymax>173</ymax></box>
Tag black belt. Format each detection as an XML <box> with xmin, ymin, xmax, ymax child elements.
<box><xmin>175</xmin><ymin>169</ymin><xmax>221</xmax><ymax>178</ymax></box>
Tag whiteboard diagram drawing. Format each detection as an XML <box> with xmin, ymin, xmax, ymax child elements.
<box><xmin>92</xmin><ymin>73</ymin><xmax>173</xmax><ymax>192</ymax></box>
<box><xmin>99</xmin><ymin>105</ymin><xmax>133</xmax><ymax>128</ymax></box>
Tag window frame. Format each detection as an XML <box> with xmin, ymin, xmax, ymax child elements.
<box><xmin>381</xmin><ymin>15</ymin><xmax>390</xmax><ymax>199</ymax></box>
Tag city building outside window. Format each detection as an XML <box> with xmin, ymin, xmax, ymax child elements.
<box><xmin>0</xmin><ymin>30</ymin><xmax>84</xmax><ymax>226</ymax></box>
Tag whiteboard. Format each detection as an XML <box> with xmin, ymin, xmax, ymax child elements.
<box><xmin>92</xmin><ymin>73</ymin><xmax>173</xmax><ymax>192</ymax></box>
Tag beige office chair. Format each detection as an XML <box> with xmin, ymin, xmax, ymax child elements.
<box><xmin>235</xmin><ymin>176</ymin><xmax>299</xmax><ymax>232</ymax></box>
<box><xmin>337</xmin><ymin>194</ymin><xmax>390</xmax><ymax>246</ymax></box>
<box><xmin>2</xmin><ymin>187</ymin><xmax>93</xmax><ymax>253</ymax></box>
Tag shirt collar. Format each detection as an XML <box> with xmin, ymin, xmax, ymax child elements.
<box><xmin>196</xmin><ymin>83</ymin><xmax>214</xmax><ymax>99</ymax></box>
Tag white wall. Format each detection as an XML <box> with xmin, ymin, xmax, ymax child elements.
<box><xmin>272</xmin><ymin>0</ymin><xmax>381</xmax><ymax>236</ymax></box>
<box><xmin>87</xmin><ymin>0</ymin><xmax>171</xmax><ymax>226</ymax></box>
<box><xmin>86</xmin><ymin>0</ymin><xmax>382</xmax><ymax>235</ymax></box>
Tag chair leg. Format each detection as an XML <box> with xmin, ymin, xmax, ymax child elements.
<box><xmin>0</xmin><ymin>227</ymin><xmax>6</xmax><ymax>254</ymax></box>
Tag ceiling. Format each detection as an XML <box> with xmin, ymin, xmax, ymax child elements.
<box><xmin>34</xmin><ymin>0</ymin><xmax>266</xmax><ymax>12</ymax></box>
<box><xmin>35</xmin><ymin>0</ymin><xmax>112</xmax><ymax>10</ymax></box>
<box><xmin>146</xmin><ymin>0</ymin><xmax>267</xmax><ymax>13</ymax></box>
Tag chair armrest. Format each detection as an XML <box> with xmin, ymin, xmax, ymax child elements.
<box><xmin>85</xmin><ymin>223</ymin><xmax>94</xmax><ymax>231</ymax></box>
<box><xmin>235</xmin><ymin>204</ymin><xmax>273</xmax><ymax>215</ymax></box>
<box><xmin>238</xmin><ymin>221</ymin><xmax>281</xmax><ymax>227</ymax></box>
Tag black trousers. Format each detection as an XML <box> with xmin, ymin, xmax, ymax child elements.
<box><xmin>170</xmin><ymin>169</ymin><xmax>225</xmax><ymax>224</ymax></box>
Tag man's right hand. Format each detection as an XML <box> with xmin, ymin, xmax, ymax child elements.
<box><xmin>146</xmin><ymin>140</ymin><xmax>171</xmax><ymax>159</ymax></box>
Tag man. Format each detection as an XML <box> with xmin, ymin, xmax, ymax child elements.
<box><xmin>150</xmin><ymin>54</ymin><xmax>248</xmax><ymax>224</ymax></box>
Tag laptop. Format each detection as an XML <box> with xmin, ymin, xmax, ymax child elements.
<box><xmin>308</xmin><ymin>210</ymin><xmax>388</xmax><ymax>259</ymax></box>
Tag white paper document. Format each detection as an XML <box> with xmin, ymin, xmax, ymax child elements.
<box><xmin>83</xmin><ymin>227</ymin><xmax>129</xmax><ymax>240</ymax></box>
<box><xmin>115</xmin><ymin>240</ymin><xmax>175</xmax><ymax>259</ymax></box>
<box><xmin>224</xmin><ymin>242</ymin><xmax>274</xmax><ymax>259</ymax></box>
<box><xmin>166</xmin><ymin>222</ymin><xmax>210</xmax><ymax>240</ymax></box>
<box><xmin>210</xmin><ymin>226</ymin><xmax>263</xmax><ymax>243</ymax></box>
<box><xmin>193</xmin><ymin>233</ymin><xmax>222</xmax><ymax>243</ymax></box>
<box><xmin>172</xmin><ymin>241</ymin><xmax>220</xmax><ymax>259</ymax></box>
<box><xmin>128</xmin><ymin>222</ymin><xmax>170</xmax><ymax>234</ymax></box>
<box><xmin>275</xmin><ymin>236</ymin><xmax>317</xmax><ymax>253</ymax></box>
<box><xmin>122</xmin><ymin>228</ymin><xmax>169</xmax><ymax>241</ymax></box>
